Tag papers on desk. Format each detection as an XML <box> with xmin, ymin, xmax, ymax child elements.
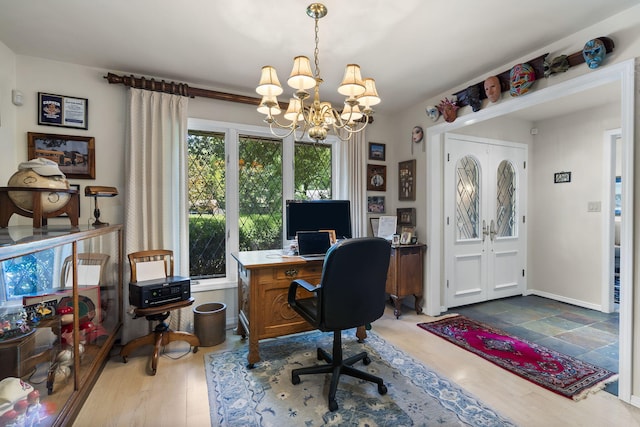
<box><xmin>376</xmin><ymin>215</ymin><xmax>397</xmax><ymax>240</ymax></box>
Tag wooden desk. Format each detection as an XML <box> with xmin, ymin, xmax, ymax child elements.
<box><xmin>386</xmin><ymin>244</ymin><xmax>426</xmax><ymax>318</ymax></box>
<box><xmin>232</xmin><ymin>250</ymin><xmax>367</xmax><ymax>368</ymax></box>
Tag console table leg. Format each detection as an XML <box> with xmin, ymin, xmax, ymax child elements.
<box><xmin>414</xmin><ymin>294</ymin><xmax>424</xmax><ymax>315</ymax></box>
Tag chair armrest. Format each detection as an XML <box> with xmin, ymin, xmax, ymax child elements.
<box><xmin>288</xmin><ymin>279</ymin><xmax>319</xmax><ymax>306</ymax></box>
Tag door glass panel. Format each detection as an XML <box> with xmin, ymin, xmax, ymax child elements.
<box><xmin>456</xmin><ymin>156</ymin><xmax>480</xmax><ymax>240</ymax></box>
<box><xmin>496</xmin><ymin>160</ymin><xmax>516</xmax><ymax>237</ymax></box>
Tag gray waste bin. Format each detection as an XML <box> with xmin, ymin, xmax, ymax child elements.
<box><xmin>193</xmin><ymin>302</ymin><xmax>227</xmax><ymax>347</ymax></box>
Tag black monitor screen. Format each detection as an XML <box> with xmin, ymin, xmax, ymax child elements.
<box><xmin>286</xmin><ymin>200</ymin><xmax>352</xmax><ymax>240</ymax></box>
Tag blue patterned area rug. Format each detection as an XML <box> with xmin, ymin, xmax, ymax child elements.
<box><xmin>205</xmin><ymin>330</ymin><xmax>515</xmax><ymax>426</ymax></box>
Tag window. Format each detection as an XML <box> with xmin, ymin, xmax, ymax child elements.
<box><xmin>187</xmin><ymin>119</ymin><xmax>337</xmax><ymax>284</ymax></box>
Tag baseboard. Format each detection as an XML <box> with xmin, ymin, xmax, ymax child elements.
<box><xmin>526</xmin><ymin>289</ymin><xmax>603</xmax><ymax>312</ymax></box>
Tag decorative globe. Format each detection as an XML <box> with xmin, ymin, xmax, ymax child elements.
<box><xmin>7</xmin><ymin>169</ymin><xmax>70</xmax><ymax>213</ymax></box>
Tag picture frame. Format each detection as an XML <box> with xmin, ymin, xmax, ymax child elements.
<box><xmin>397</xmin><ymin>207</ymin><xmax>416</xmax><ymax>226</ymax></box>
<box><xmin>554</xmin><ymin>171</ymin><xmax>571</xmax><ymax>183</ymax></box>
<box><xmin>28</xmin><ymin>132</ymin><xmax>96</xmax><ymax>179</ymax></box>
<box><xmin>399</xmin><ymin>159</ymin><xmax>416</xmax><ymax>201</ymax></box>
<box><xmin>367</xmin><ymin>196</ymin><xmax>385</xmax><ymax>213</ymax></box>
<box><xmin>392</xmin><ymin>234</ymin><xmax>400</xmax><ymax>245</ymax></box>
<box><xmin>400</xmin><ymin>230</ymin><xmax>413</xmax><ymax>245</ymax></box>
<box><xmin>367</xmin><ymin>164</ymin><xmax>387</xmax><ymax>191</ymax></box>
<box><xmin>370</xmin><ymin>217</ymin><xmax>380</xmax><ymax>237</ymax></box>
<box><xmin>38</xmin><ymin>92</ymin><xmax>88</xmax><ymax>130</ymax></box>
<box><xmin>368</xmin><ymin>142</ymin><xmax>386</xmax><ymax>161</ymax></box>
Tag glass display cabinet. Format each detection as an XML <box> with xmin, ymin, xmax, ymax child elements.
<box><xmin>0</xmin><ymin>224</ymin><xmax>122</xmax><ymax>427</ymax></box>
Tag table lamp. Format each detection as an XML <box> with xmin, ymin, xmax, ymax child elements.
<box><xmin>84</xmin><ymin>186</ymin><xmax>118</xmax><ymax>226</ymax></box>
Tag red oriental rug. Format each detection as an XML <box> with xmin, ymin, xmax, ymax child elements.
<box><xmin>418</xmin><ymin>315</ymin><xmax>618</xmax><ymax>400</ymax></box>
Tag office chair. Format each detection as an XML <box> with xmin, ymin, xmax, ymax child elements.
<box><xmin>120</xmin><ymin>249</ymin><xmax>199</xmax><ymax>375</ymax></box>
<box><xmin>287</xmin><ymin>237</ymin><xmax>391</xmax><ymax>411</ymax></box>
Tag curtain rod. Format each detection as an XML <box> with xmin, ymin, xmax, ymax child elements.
<box><xmin>104</xmin><ymin>72</ymin><xmax>285</xmax><ymax>108</ymax></box>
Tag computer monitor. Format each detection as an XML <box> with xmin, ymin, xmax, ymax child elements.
<box><xmin>285</xmin><ymin>200</ymin><xmax>352</xmax><ymax>240</ymax></box>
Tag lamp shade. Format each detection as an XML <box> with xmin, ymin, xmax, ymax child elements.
<box><xmin>357</xmin><ymin>78</ymin><xmax>381</xmax><ymax>107</ymax></box>
<box><xmin>257</xmin><ymin>95</ymin><xmax>282</xmax><ymax>116</ymax></box>
<box><xmin>284</xmin><ymin>98</ymin><xmax>303</xmax><ymax>121</ymax></box>
<box><xmin>340</xmin><ymin>103</ymin><xmax>363</xmax><ymax>122</ymax></box>
<box><xmin>338</xmin><ymin>64</ymin><xmax>365</xmax><ymax>97</ymax></box>
<box><xmin>287</xmin><ymin>56</ymin><xmax>316</xmax><ymax>90</ymax></box>
<box><xmin>84</xmin><ymin>186</ymin><xmax>118</xmax><ymax>197</ymax></box>
<box><xmin>257</xmin><ymin>66</ymin><xmax>284</xmax><ymax>96</ymax></box>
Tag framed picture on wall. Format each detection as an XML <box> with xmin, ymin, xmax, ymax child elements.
<box><xmin>38</xmin><ymin>92</ymin><xmax>88</xmax><ymax>129</ymax></box>
<box><xmin>367</xmin><ymin>196</ymin><xmax>385</xmax><ymax>213</ymax></box>
<box><xmin>368</xmin><ymin>142</ymin><xmax>386</xmax><ymax>161</ymax></box>
<box><xmin>399</xmin><ymin>159</ymin><xmax>416</xmax><ymax>201</ymax></box>
<box><xmin>397</xmin><ymin>207</ymin><xmax>416</xmax><ymax>226</ymax></box>
<box><xmin>28</xmin><ymin>132</ymin><xmax>96</xmax><ymax>179</ymax></box>
<box><xmin>367</xmin><ymin>164</ymin><xmax>387</xmax><ymax>191</ymax></box>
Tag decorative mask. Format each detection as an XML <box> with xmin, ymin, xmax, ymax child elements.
<box><xmin>544</xmin><ymin>55</ymin><xmax>570</xmax><ymax>77</ymax></box>
<box><xmin>466</xmin><ymin>84</ymin><xmax>482</xmax><ymax>112</ymax></box>
<box><xmin>412</xmin><ymin>126</ymin><xmax>424</xmax><ymax>144</ymax></box>
<box><xmin>582</xmin><ymin>38</ymin><xmax>606</xmax><ymax>69</ymax></box>
<box><xmin>437</xmin><ymin>97</ymin><xmax>459</xmax><ymax>123</ymax></box>
<box><xmin>509</xmin><ymin>63</ymin><xmax>536</xmax><ymax>97</ymax></box>
<box><xmin>425</xmin><ymin>106</ymin><xmax>440</xmax><ymax>122</ymax></box>
<box><xmin>483</xmin><ymin>76</ymin><xmax>501</xmax><ymax>103</ymax></box>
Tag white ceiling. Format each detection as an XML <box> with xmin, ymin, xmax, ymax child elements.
<box><xmin>0</xmin><ymin>0</ymin><xmax>637</xmax><ymax>114</ymax></box>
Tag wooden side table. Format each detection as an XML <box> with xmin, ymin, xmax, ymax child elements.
<box><xmin>386</xmin><ymin>243</ymin><xmax>426</xmax><ymax>318</ymax></box>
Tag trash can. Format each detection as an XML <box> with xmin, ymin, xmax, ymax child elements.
<box><xmin>193</xmin><ymin>302</ymin><xmax>227</xmax><ymax>347</ymax></box>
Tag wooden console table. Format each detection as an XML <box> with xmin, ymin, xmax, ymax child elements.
<box><xmin>386</xmin><ymin>243</ymin><xmax>426</xmax><ymax>318</ymax></box>
<box><xmin>0</xmin><ymin>187</ymin><xmax>79</xmax><ymax>228</ymax></box>
<box><xmin>232</xmin><ymin>250</ymin><xmax>367</xmax><ymax>368</ymax></box>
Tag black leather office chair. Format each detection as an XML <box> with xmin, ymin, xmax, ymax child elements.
<box><xmin>287</xmin><ymin>237</ymin><xmax>391</xmax><ymax>411</ymax></box>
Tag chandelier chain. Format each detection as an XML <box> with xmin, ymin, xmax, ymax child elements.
<box><xmin>314</xmin><ymin>16</ymin><xmax>320</xmax><ymax>80</ymax></box>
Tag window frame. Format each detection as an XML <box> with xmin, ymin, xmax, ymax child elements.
<box><xmin>186</xmin><ymin>118</ymin><xmax>339</xmax><ymax>291</ymax></box>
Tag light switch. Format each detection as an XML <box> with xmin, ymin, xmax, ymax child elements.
<box><xmin>587</xmin><ymin>201</ymin><xmax>601</xmax><ymax>212</ymax></box>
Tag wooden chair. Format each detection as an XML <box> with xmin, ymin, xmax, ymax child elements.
<box><xmin>60</xmin><ymin>252</ymin><xmax>110</xmax><ymax>287</ymax></box>
<box><xmin>120</xmin><ymin>249</ymin><xmax>199</xmax><ymax>375</ymax></box>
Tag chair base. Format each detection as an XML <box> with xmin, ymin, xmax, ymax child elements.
<box><xmin>120</xmin><ymin>315</ymin><xmax>200</xmax><ymax>375</ymax></box>
<box><xmin>291</xmin><ymin>330</ymin><xmax>387</xmax><ymax>411</ymax></box>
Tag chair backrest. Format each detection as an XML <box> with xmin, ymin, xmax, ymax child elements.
<box><xmin>316</xmin><ymin>237</ymin><xmax>391</xmax><ymax>330</ymax></box>
<box><xmin>60</xmin><ymin>253</ymin><xmax>110</xmax><ymax>287</ymax></box>
<box><xmin>128</xmin><ymin>249</ymin><xmax>174</xmax><ymax>283</ymax></box>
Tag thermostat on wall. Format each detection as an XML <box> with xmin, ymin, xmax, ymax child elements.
<box><xmin>12</xmin><ymin>89</ymin><xmax>24</xmax><ymax>106</ymax></box>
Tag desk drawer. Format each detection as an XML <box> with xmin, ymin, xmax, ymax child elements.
<box><xmin>273</xmin><ymin>263</ymin><xmax>323</xmax><ymax>281</ymax></box>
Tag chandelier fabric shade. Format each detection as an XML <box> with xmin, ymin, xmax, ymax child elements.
<box><xmin>255</xmin><ymin>3</ymin><xmax>380</xmax><ymax>142</ymax></box>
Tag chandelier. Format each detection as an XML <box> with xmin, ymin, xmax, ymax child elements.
<box><xmin>256</xmin><ymin>3</ymin><xmax>380</xmax><ymax>142</ymax></box>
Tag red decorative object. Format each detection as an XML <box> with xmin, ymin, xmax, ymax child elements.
<box><xmin>418</xmin><ymin>315</ymin><xmax>617</xmax><ymax>400</ymax></box>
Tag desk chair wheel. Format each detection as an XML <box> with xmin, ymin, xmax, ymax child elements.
<box><xmin>363</xmin><ymin>355</ymin><xmax>371</xmax><ymax>365</ymax></box>
<box><xmin>328</xmin><ymin>399</ymin><xmax>338</xmax><ymax>412</ymax></box>
<box><xmin>378</xmin><ymin>383</ymin><xmax>388</xmax><ymax>394</ymax></box>
<box><xmin>292</xmin><ymin>373</ymin><xmax>301</xmax><ymax>385</ymax></box>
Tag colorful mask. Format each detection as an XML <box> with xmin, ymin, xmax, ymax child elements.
<box><xmin>412</xmin><ymin>126</ymin><xmax>424</xmax><ymax>144</ymax></box>
<box><xmin>425</xmin><ymin>106</ymin><xmax>440</xmax><ymax>122</ymax></box>
<box><xmin>437</xmin><ymin>98</ymin><xmax>459</xmax><ymax>123</ymax></box>
<box><xmin>509</xmin><ymin>63</ymin><xmax>536</xmax><ymax>97</ymax></box>
<box><xmin>582</xmin><ymin>38</ymin><xmax>606</xmax><ymax>69</ymax></box>
<box><xmin>466</xmin><ymin>84</ymin><xmax>482</xmax><ymax>112</ymax></box>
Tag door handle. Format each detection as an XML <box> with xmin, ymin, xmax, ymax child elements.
<box><xmin>482</xmin><ymin>220</ymin><xmax>489</xmax><ymax>242</ymax></box>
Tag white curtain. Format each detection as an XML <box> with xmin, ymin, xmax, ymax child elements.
<box><xmin>123</xmin><ymin>88</ymin><xmax>189</xmax><ymax>341</ymax></box>
<box><xmin>337</xmin><ymin>130</ymin><xmax>367</xmax><ymax>237</ymax></box>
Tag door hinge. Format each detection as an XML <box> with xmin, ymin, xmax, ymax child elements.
<box><xmin>446</xmin><ymin>216</ymin><xmax>450</xmax><ymax>225</ymax></box>
<box><xmin>446</xmin><ymin>279</ymin><xmax>449</xmax><ymax>288</ymax></box>
<box><xmin>522</xmin><ymin>269</ymin><xmax>525</xmax><ymax>277</ymax></box>
<box><xmin>447</xmin><ymin>153</ymin><xmax>450</xmax><ymax>162</ymax></box>
<box><xmin>522</xmin><ymin>215</ymin><xmax>526</xmax><ymax>223</ymax></box>
<box><xmin>523</xmin><ymin>161</ymin><xmax>526</xmax><ymax>169</ymax></box>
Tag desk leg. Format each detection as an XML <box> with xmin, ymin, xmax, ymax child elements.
<box><xmin>247</xmin><ymin>336</ymin><xmax>260</xmax><ymax>369</ymax></box>
<box><xmin>414</xmin><ymin>293</ymin><xmax>424</xmax><ymax>315</ymax></box>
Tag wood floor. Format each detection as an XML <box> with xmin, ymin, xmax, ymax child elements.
<box><xmin>74</xmin><ymin>306</ymin><xmax>640</xmax><ymax>426</ymax></box>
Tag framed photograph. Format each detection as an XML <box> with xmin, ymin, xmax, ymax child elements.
<box><xmin>397</xmin><ymin>207</ymin><xmax>416</xmax><ymax>226</ymax></box>
<box><xmin>400</xmin><ymin>230</ymin><xmax>413</xmax><ymax>245</ymax></box>
<box><xmin>554</xmin><ymin>171</ymin><xmax>571</xmax><ymax>183</ymax></box>
<box><xmin>367</xmin><ymin>164</ymin><xmax>387</xmax><ymax>191</ymax></box>
<box><xmin>367</xmin><ymin>196</ymin><xmax>385</xmax><ymax>213</ymax></box>
<box><xmin>399</xmin><ymin>159</ymin><xmax>416</xmax><ymax>201</ymax></box>
<box><xmin>38</xmin><ymin>92</ymin><xmax>88</xmax><ymax>129</ymax></box>
<box><xmin>392</xmin><ymin>234</ymin><xmax>400</xmax><ymax>245</ymax></box>
<box><xmin>370</xmin><ymin>217</ymin><xmax>380</xmax><ymax>237</ymax></box>
<box><xmin>28</xmin><ymin>132</ymin><xmax>96</xmax><ymax>179</ymax></box>
<box><xmin>368</xmin><ymin>142</ymin><xmax>386</xmax><ymax>161</ymax></box>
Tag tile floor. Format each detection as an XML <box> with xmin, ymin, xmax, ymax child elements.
<box><xmin>443</xmin><ymin>295</ymin><xmax>619</xmax><ymax>395</ymax></box>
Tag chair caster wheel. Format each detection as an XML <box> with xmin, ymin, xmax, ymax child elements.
<box><xmin>292</xmin><ymin>374</ymin><xmax>300</xmax><ymax>385</ymax></box>
<box><xmin>378</xmin><ymin>384</ymin><xmax>387</xmax><ymax>395</ymax></box>
<box><xmin>247</xmin><ymin>363</ymin><xmax>255</xmax><ymax>369</ymax></box>
<box><xmin>363</xmin><ymin>355</ymin><xmax>371</xmax><ymax>365</ymax></box>
<box><xmin>328</xmin><ymin>399</ymin><xmax>338</xmax><ymax>412</ymax></box>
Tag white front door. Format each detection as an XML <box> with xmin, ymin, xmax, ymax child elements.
<box><xmin>444</xmin><ymin>133</ymin><xmax>527</xmax><ymax>308</ymax></box>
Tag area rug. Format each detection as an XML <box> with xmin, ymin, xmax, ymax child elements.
<box><xmin>205</xmin><ymin>330</ymin><xmax>516</xmax><ymax>426</ymax></box>
<box><xmin>418</xmin><ymin>315</ymin><xmax>618</xmax><ymax>400</ymax></box>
